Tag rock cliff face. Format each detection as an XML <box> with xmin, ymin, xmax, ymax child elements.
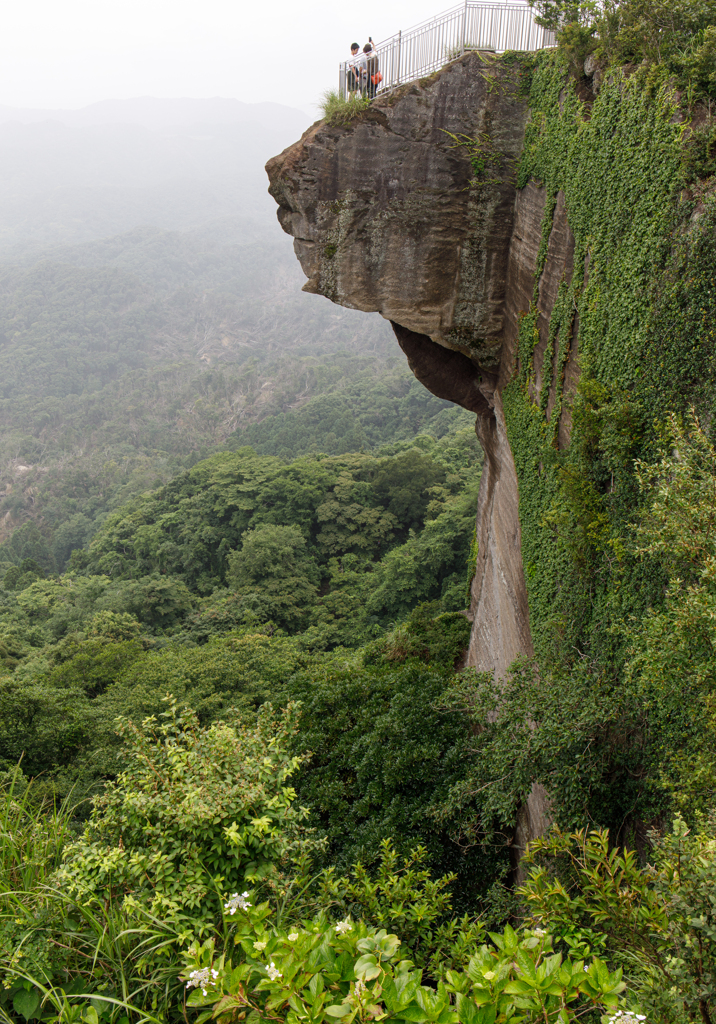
<box><xmin>266</xmin><ymin>52</ymin><xmax>577</xmax><ymax>853</ymax></box>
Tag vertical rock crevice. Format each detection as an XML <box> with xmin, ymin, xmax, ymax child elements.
<box><xmin>470</xmin><ymin>393</ymin><xmax>534</xmax><ymax>678</ymax></box>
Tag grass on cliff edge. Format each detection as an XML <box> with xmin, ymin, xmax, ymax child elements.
<box><xmin>319</xmin><ymin>89</ymin><xmax>371</xmax><ymax>126</ymax></box>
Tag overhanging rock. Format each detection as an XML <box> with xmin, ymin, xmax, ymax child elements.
<box><xmin>266</xmin><ymin>51</ymin><xmax>567</xmax><ymax>862</ymax></box>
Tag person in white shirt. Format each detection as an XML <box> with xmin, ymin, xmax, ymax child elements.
<box><xmin>347</xmin><ymin>43</ymin><xmax>362</xmax><ymax>97</ymax></box>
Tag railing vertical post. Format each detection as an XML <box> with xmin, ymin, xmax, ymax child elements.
<box><xmin>460</xmin><ymin>0</ymin><xmax>468</xmax><ymax>53</ymax></box>
<box><xmin>397</xmin><ymin>29</ymin><xmax>402</xmax><ymax>85</ymax></box>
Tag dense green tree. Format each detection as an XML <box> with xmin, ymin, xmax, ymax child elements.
<box><xmin>285</xmin><ymin>611</ymin><xmax>504</xmax><ymax>906</ymax></box>
<box><xmin>1</xmin><ymin>525</ymin><xmax>54</xmax><ymax>574</ymax></box>
<box><xmin>365</xmin><ymin>491</ymin><xmax>477</xmax><ymax>621</ymax></box>
<box><xmin>67</xmin><ymin>432</ymin><xmax>480</xmax><ymax>606</ymax></box>
<box><xmin>314</xmin><ymin>472</ymin><xmax>398</xmax><ymax>556</ymax></box>
<box><xmin>0</xmin><ymin>626</ymin><xmax>310</xmax><ymax>792</ymax></box>
<box><xmin>226</xmin><ymin>524</ymin><xmax>320</xmax><ymax>631</ymax></box>
<box><xmin>372</xmin><ymin>449</ymin><xmax>446</xmax><ymax>533</ymax></box>
<box><xmin>94</xmin><ymin>573</ymin><xmax>195</xmax><ymax>631</ymax></box>
<box><xmin>50</xmin><ymin>513</ymin><xmax>94</xmax><ymax>569</ymax></box>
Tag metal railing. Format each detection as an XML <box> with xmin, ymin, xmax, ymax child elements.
<box><xmin>339</xmin><ymin>1</ymin><xmax>555</xmax><ymax>99</ymax></box>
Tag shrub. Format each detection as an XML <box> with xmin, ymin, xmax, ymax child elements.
<box><xmin>58</xmin><ymin>698</ymin><xmax>321</xmax><ymax>926</ymax></box>
<box><xmin>314</xmin><ymin>840</ymin><xmax>486</xmax><ymax>978</ymax></box>
<box><xmin>180</xmin><ymin>901</ymin><xmax>634</xmax><ymax>1024</ymax></box>
<box><xmin>319</xmin><ymin>90</ymin><xmax>371</xmax><ymax>126</ymax></box>
<box><xmin>521</xmin><ymin>818</ymin><xmax>716</xmax><ymax>1023</ymax></box>
<box><xmin>531</xmin><ymin>0</ymin><xmax>716</xmax><ymax>96</ymax></box>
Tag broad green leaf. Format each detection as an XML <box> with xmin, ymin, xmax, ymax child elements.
<box><xmin>288</xmin><ymin>994</ymin><xmax>306</xmax><ymax>1014</ymax></box>
<box><xmin>310</xmin><ymin>975</ymin><xmax>325</xmax><ymax>998</ymax></box>
<box><xmin>13</xmin><ymin>990</ymin><xmax>40</xmax><ymax>1022</ymax></box>
<box><xmin>545</xmin><ymin>984</ymin><xmax>567</xmax><ymax>997</ymax></box>
<box><xmin>396</xmin><ymin>1006</ymin><xmax>429</xmax><ymax>1023</ymax></box>
<box><xmin>186</xmin><ymin>991</ymin><xmax>213</xmax><ymax>1008</ymax></box>
<box><xmin>543</xmin><ymin>953</ymin><xmax>562</xmax><ymax>976</ymax></box>
<box><xmin>455</xmin><ymin>992</ymin><xmax>486</xmax><ymax>1024</ymax></box>
<box><xmin>468</xmin><ymin>992</ymin><xmax>493</xmax><ymax>1007</ymax></box>
<box><xmin>355</xmin><ymin>955</ymin><xmax>381</xmax><ymax>981</ymax></box>
<box><xmin>503</xmin><ymin>981</ymin><xmax>533</xmax><ymax>995</ymax></box>
<box><xmin>376</xmin><ymin>935</ymin><xmax>401</xmax><ymax>959</ymax></box>
<box><xmin>434</xmin><ymin>1011</ymin><xmax>458</xmax><ymax>1024</ymax></box>
<box><xmin>515</xmin><ymin>949</ymin><xmax>537</xmax><ymax>981</ymax></box>
<box><xmin>325</xmin><ymin>1004</ymin><xmax>353</xmax><ymax>1018</ymax></box>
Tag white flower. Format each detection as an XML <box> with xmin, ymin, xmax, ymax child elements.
<box><xmin>253</xmin><ymin>941</ymin><xmax>267</xmax><ymax>951</ymax></box>
<box><xmin>224</xmin><ymin>891</ymin><xmax>251</xmax><ymax>915</ymax></box>
<box><xmin>348</xmin><ymin>979</ymin><xmax>368</xmax><ymax>1006</ymax></box>
<box><xmin>186</xmin><ymin>967</ymin><xmax>218</xmax><ymax>996</ymax></box>
<box><xmin>335</xmin><ymin>918</ymin><xmax>353</xmax><ymax>935</ymax></box>
<box><xmin>533</xmin><ymin>927</ymin><xmax>546</xmax><ymax>936</ymax></box>
<box><xmin>266</xmin><ymin>962</ymin><xmax>282</xmax><ymax>981</ymax></box>
<box><xmin>288</xmin><ymin>932</ymin><xmax>299</xmax><ymax>941</ymax></box>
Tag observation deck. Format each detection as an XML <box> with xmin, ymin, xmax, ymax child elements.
<box><xmin>338</xmin><ymin>1</ymin><xmax>555</xmax><ymax>99</ymax></box>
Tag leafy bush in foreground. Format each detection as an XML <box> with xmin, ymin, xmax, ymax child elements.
<box><xmin>59</xmin><ymin>699</ymin><xmax>319</xmax><ymax>926</ymax></box>
<box><xmin>521</xmin><ymin>819</ymin><xmax>716</xmax><ymax>1023</ymax></box>
<box><xmin>181</xmin><ymin>903</ymin><xmax>632</xmax><ymax>1024</ymax></box>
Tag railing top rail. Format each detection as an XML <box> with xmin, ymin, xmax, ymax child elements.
<box><xmin>371</xmin><ymin>0</ymin><xmax>536</xmax><ymax>49</ymax></box>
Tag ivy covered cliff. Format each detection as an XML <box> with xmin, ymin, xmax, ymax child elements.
<box><xmin>267</xmin><ymin>39</ymin><xmax>716</xmax><ymax>852</ymax></box>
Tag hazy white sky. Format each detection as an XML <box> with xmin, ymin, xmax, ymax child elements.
<box><xmin>0</xmin><ymin>0</ymin><xmax>459</xmax><ymax>116</ymax></box>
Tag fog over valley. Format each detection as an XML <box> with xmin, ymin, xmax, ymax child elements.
<box><xmin>0</xmin><ymin>94</ymin><xmax>471</xmax><ymax>573</ymax></box>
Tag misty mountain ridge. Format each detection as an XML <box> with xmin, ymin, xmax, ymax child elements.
<box><xmin>0</xmin><ymin>97</ymin><xmax>312</xmax><ymax>252</ymax></box>
<box><xmin>0</xmin><ymin>96</ymin><xmax>310</xmax><ymax>134</ymax></box>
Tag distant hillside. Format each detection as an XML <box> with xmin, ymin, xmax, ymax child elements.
<box><xmin>0</xmin><ymin>96</ymin><xmax>469</xmax><ymax>573</ymax></box>
<box><xmin>0</xmin><ymin>97</ymin><xmax>310</xmax><ymax>134</ymax></box>
<box><xmin>0</xmin><ymin>191</ymin><xmax>467</xmax><ymax>572</ymax></box>
<box><xmin>0</xmin><ymin>98</ymin><xmax>311</xmax><ymax>252</ymax></box>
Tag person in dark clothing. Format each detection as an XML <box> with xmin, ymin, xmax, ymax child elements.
<box><xmin>363</xmin><ymin>40</ymin><xmax>381</xmax><ymax>98</ymax></box>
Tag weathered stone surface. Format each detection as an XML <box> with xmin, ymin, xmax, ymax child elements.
<box><xmin>512</xmin><ymin>783</ymin><xmax>552</xmax><ymax>865</ymax></box>
<box><xmin>267</xmin><ymin>52</ymin><xmax>530</xmax><ymax>368</ymax></box>
<box><xmin>469</xmin><ymin>391</ymin><xmax>534</xmax><ymax>678</ymax></box>
<box><xmin>500</xmin><ymin>179</ymin><xmax>546</xmax><ymax>390</ymax></box>
<box><xmin>390</xmin><ymin>322</ymin><xmax>493</xmax><ymax>417</ymax></box>
<box><xmin>583</xmin><ymin>54</ymin><xmax>604</xmax><ymax>94</ymax></box>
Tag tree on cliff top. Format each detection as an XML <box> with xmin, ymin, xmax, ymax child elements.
<box><xmin>531</xmin><ymin>0</ymin><xmax>716</xmax><ymax>87</ymax></box>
